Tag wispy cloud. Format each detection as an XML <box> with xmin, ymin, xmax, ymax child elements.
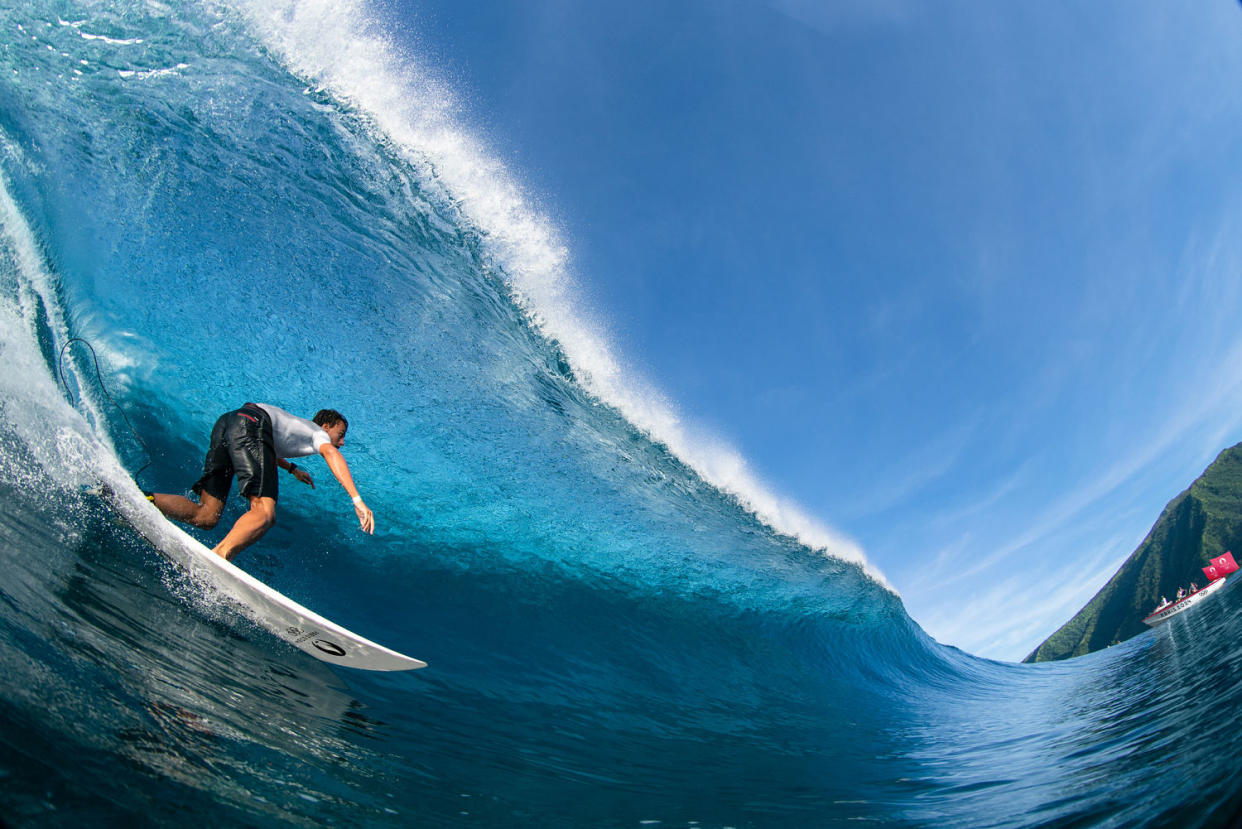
<box><xmin>911</xmin><ymin>339</ymin><xmax>1242</xmax><ymax>659</ymax></box>
<box><xmin>917</xmin><ymin>541</ymin><xmax>1132</xmax><ymax>660</ymax></box>
<box><xmin>899</xmin><ymin>203</ymin><xmax>1242</xmax><ymax>659</ymax></box>
<box><xmin>837</xmin><ymin>414</ymin><xmax>981</xmax><ymax>521</ymax></box>
<box><xmin>938</xmin><ymin>329</ymin><xmax>1242</xmax><ymax>592</ymax></box>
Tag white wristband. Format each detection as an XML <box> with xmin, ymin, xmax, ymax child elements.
<box><xmin>352</xmin><ymin>495</ymin><xmax>363</xmax><ymax>505</ymax></box>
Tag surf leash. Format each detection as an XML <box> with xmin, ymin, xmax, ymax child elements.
<box><xmin>57</xmin><ymin>337</ymin><xmax>152</xmax><ymax>476</ymax></box>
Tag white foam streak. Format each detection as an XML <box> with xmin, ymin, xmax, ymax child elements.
<box><xmin>0</xmin><ymin>169</ymin><xmax>124</xmax><ymax>492</ymax></box>
<box><xmin>58</xmin><ymin>18</ymin><xmax>144</xmax><ymax>45</ymax></box>
<box><xmin>230</xmin><ymin>0</ymin><xmax>885</xmax><ymax>586</ymax></box>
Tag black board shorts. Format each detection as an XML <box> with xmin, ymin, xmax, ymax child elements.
<box><xmin>192</xmin><ymin>403</ymin><xmax>279</xmax><ymax>503</ymax></box>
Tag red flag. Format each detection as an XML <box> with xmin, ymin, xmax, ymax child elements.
<box><xmin>1203</xmin><ymin>551</ymin><xmax>1239</xmax><ymax>582</ymax></box>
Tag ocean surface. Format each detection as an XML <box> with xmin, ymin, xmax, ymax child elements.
<box><xmin>1</xmin><ymin>2</ymin><xmax>1240</xmax><ymax>826</ymax></box>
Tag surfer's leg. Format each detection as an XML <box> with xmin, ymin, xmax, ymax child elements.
<box><xmin>151</xmin><ymin>491</ymin><xmax>226</xmax><ymax>529</ymax></box>
<box><xmin>213</xmin><ymin>495</ymin><xmax>276</xmax><ymax>560</ymax></box>
<box><xmin>209</xmin><ymin>405</ymin><xmax>278</xmax><ymax>560</ymax></box>
<box><xmin>158</xmin><ymin>410</ymin><xmax>234</xmax><ymax>528</ymax></box>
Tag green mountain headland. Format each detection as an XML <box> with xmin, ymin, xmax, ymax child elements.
<box><xmin>1024</xmin><ymin>442</ymin><xmax>1242</xmax><ymax>663</ymax></box>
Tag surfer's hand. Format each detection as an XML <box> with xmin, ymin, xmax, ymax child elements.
<box><xmin>354</xmin><ymin>500</ymin><xmax>374</xmax><ymax>535</ymax></box>
<box><xmin>292</xmin><ymin>467</ymin><xmax>315</xmax><ymax>489</ymax></box>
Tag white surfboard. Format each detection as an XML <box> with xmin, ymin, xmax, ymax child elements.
<box><xmin>97</xmin><ymin>483</ymin><xmax>426</xmax><ymax>671</ymax></box>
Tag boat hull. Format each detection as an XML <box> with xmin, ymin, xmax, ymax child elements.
<box><xmin>1142</xmin><ymin>577</ymin><xmax>1227</xmax><ymax>627</ymax></box>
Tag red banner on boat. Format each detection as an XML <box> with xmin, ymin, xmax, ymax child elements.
<box><xmin>1203</xmin><ymin>551</ymin><xmax>1239</xmax><ymax>582</ymax></box>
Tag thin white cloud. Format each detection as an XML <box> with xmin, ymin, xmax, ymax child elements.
<box><xmin>919</xmin><ymin>541</ymin><xmax>1133</xmax><ymax>661</ymax></box>
<box><xmin>902</xmin><ymin>201</ymin><xmax>1242</xmax><ymax>658</ymax></box>
<box><xmin>940</xmin><ymin>335</ymin><xmax>1242</xmax><ymax>593</ymax></box>
<box><xmin>908</xmin><ymin>326</ymin><xmax>1242</xmax><ymax>659</ymax></box>
<box><xmin>837</xmin><ymin>415</ymin><xmax>981</xmax><ymax>521</ymax></box>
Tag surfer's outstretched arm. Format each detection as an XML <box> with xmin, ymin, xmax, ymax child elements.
<box><xmin>319</xmin><ymin>443</ymin><xmax>375</xmax><ymax>534</ymax></box>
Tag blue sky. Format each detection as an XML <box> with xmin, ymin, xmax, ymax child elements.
<box><xmin>370</xmin><ymin>0</ymin><xmax>1242</xmax><ymax>660</ymax></box>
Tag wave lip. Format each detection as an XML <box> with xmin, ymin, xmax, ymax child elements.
<box><xmin>228</xmin><ymin>0</ymin><xmax>884</xmax><ymax>585</ymax></box>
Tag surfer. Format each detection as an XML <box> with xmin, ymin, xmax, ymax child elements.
<box><xmin>148</xmin><ymin>403</ymin><xmax>374</xmax><ymax>560</ymax></box>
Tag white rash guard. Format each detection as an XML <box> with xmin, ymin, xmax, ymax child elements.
<box><xmin>255</xmin><ymin>404</ymin><xmax>332</xmax><ymax>459</ymax></box>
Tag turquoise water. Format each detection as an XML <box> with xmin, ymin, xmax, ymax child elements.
<box><xmin>1</xmin><ymin>3</ymin><xmax>1240</xmax><ymax>826</ymax></box>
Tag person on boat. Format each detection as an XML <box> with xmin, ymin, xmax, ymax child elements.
<box><xmin>1190</xmin><ymin>581</ymin><xmax>1199</xmax><ymax>593</ymax></box>
<box><xmin>147</xmin><ymin>403</ymin><xmax>374</xmax><ymax>560</ymax></box>
<box><xmin>1156</xmin><ymin>596</ymin><xmax>1169</xmax><ymax>610</ymax></box>
<box><xmin>1176</xmin><ymin>587</ymin><xmax>1186</xmax><ymax>601</ymax></box>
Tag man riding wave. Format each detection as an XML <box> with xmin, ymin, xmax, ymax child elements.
<box><xmin>149</xmin><ymin>403</ymin><xmax>374</xmax><ymax>560</ymax></box>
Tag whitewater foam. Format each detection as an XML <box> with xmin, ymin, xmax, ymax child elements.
<box><xmin>0</xmin><ymin>169</ymin><xmax>129</xmax><ymax>493</ymax></box>
<box><xmin>227</xmin><ymin>0</ymin><xmax>886</xmax><ymax>587</ymax></box>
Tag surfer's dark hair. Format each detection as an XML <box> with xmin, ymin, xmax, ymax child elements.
<box><xmin>313</xmin><ymin>409</ymin><xmax>348</xmax><ymax>430</ymax></box>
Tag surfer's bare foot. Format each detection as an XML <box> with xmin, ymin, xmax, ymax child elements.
<box><xmin>211</xmin><ymin>545</ymin><xmax>238</xmax><ymax>561</ymax></box>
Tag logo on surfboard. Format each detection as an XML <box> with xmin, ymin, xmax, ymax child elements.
<box><xmin>312</xmin><ymin>639</ymin><xmax>347</xmax><ymax>657</ymax></box>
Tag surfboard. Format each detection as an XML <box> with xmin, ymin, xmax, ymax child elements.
<box><xmin>95</xmin><ymin>483</ymin><xmax>426</xmax><ymax>671</ymax></box>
